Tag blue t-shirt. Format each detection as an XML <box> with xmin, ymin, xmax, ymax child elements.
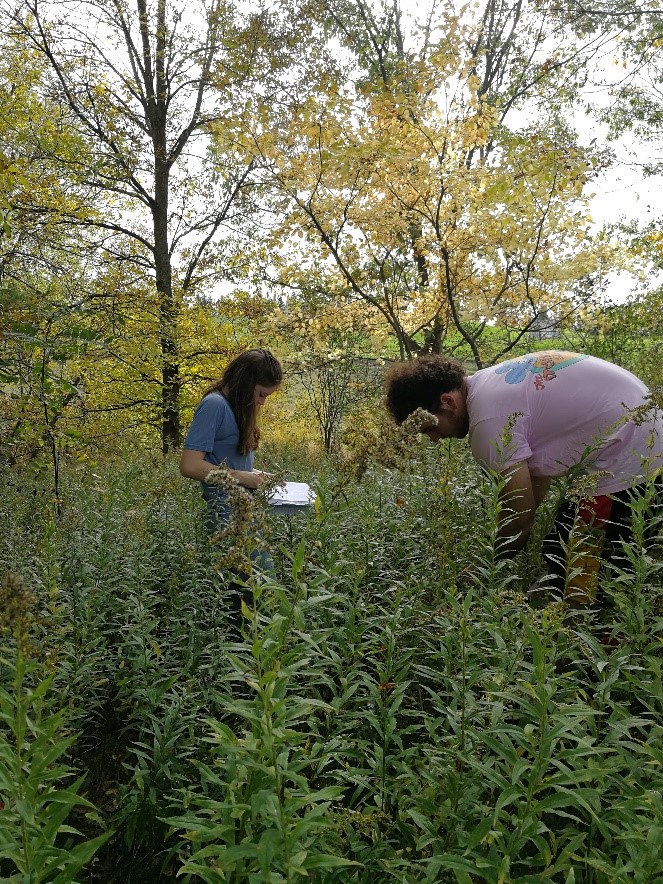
<box><xmin>183</xmin><ymin>392</ymin><xmax>254</xmax><ymax>505</ymax></box>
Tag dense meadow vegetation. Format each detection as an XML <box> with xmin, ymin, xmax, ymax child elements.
<box><xmin>1</xmin><ymin>427</ymin><xmax>662</xmax><ymax>883</ymax></box>
<box><xmin>3</xmin><ymin>0</ymin><xmax>663</xmax><ymax>879</ymax></box>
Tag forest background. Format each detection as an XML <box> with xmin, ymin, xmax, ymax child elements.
<box><xmin>1</xmin><ymin>0</ymin><xmax>663</xmax><ymax>466</ymax></box>
<box><xmin>1</xmin><ymin>0</ymin><xmax>663</xmax><ymax>882</ymax></box>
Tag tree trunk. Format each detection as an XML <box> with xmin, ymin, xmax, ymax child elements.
<box><xmin>150</xmin><ymin>0</ymin><xmax>180</xmax><ymax>452</ymax></box>
<box><xmin>153</xmin><ymin>161</ymin><xmax>180</xmax><ymax>452</ymax></box>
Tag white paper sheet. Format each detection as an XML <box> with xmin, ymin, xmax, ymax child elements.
<box><xmin>268</xmin><ymin>481</ymin><xmax>313</xmax><ymax>507</ymax></box>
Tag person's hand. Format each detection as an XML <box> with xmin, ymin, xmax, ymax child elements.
<box><xmin>234</xmin><ymin>470</ymin><xmax>262</xmax><ymax>489</ymax></box>
<box><xmin>238</xmin><ymin>469</ymin><xmax>273</xmax><ymax>489</ymax></box>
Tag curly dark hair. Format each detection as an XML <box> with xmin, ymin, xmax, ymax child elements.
<box><xmin>385</xmin><ymin>355</ymin><xmax>466</xmax><ymax>424</ymax></box>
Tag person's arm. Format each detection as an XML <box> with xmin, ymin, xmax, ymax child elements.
<box><xmin>531</xmin><ymin>475</ymin><xmax>553</xmax><ymax>507</ymax></box>
<box><xmin>495</xmin><ymin>460</ymin><xmax>538</xmax><ymax>557</ymax></box>
<box><xmin>179</xmin><ymin>449</ymin><xmax>267</xmax><ymax>489</ymax></box>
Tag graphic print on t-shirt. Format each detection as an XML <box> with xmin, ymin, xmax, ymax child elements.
<box><xmin>494</xmin><ymin>351</ymin><xmax>588</xmax><ymax>390</ymax></box>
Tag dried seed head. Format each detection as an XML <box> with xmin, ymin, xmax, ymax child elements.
<box><xmin>0</xmin><ymin>571</ymin><xmax>37</xmax><ymax>639</ymax></box>
<box><xmin>205</xmin><ymin>465</ymin><xmax>269</xmax><ymax>574</ymax></box>
<box><xmin>343</xmin><ymin>407</ymin><xmax>438</xmax><ymax>481</ymax></box>
<box><xmin>565</xmin><ymin>471</ymin><xmax>611</xmax><ymax>504</ymax></box>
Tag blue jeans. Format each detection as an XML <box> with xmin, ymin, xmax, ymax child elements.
<box><xmin>204</xmin><ymin>493</ymin><xmax>274</xmax><ymax>636</ymax></box>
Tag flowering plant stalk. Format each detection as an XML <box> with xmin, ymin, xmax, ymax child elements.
<box><xmin>341</xmin><ymin>407</ymin><xmax>439</xmax><ymax>482</ymax></box>
<box><xmin>204</xmin><ymin>465</ymin><xmax>272</xmax><ymax>573</ymax></box>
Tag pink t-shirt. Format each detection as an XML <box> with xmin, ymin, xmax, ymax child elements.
<box><xmin>466</xmin><ymin>351</ymin><xmax>663</xmax><ymax>494</ymax></box>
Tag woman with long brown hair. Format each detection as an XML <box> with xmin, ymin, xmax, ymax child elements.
<box><xmin>179</xmin><ymin>348</ymin><xmax>283</xmax><ymax>526</ymax></box>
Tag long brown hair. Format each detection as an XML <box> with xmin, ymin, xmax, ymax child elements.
<box><xmin>204</xmin><ymin>349</ymin><xmax>283</xmax><ymax>455</ymax></box>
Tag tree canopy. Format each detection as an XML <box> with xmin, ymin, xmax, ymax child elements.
<box><xmin>0</xmin><ymin>0</ymin><xmax>661</xmax><ymax>458</ymax></box>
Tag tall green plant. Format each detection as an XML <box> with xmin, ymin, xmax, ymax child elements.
<box><xmin>0</xmin><ymin>571</ymin><xmax>111</xmax><ymax>881</ymax></box>
<box><xmin>167</xmin><ymin>543</ymin><xmax>359</xmax><ymax>882</ymax></box>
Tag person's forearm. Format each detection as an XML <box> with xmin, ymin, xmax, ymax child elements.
<box><xmin>180</xmin><ymin>458</ymin><xmax>216</xmax><ymax>481</ymax></box>
<box><xmin>180</xmin><ymin>448</ymin><xmax>269</xmax><ymax>488</ymax></box>
<box><xmin>208</xmin><ymin>467</ymin><xmax>267</xmax><ymax>489</ymax></box>
<box><xmin>531</xmin><ymin>475</ymin><xmax>553</xmax><ymax>507</ymax></box>
<box><xmin>229</xmin><ymin>469</ymin><xmax>259</xmax><ymax>487</ymax></box>
<box><xmin>493</xmin><ymin>462</ymin><xmax>538</xmax><ymax>558</ymax></box>
<box><xmin>495</xmin><ymin>502</ymin><xmax>535</xmax><ymax>558</ymax></box>
<box><xmin>495</xmin><ymin>522</ymin><xmax>531</xmax><ymax>558</ymax></box>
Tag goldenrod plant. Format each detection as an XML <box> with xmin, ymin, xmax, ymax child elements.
<box><xmin>0</xmin><ymin>572</ymin><xmax>111</xmax><ymax>881</ymax></box>
<box><xmin>0</xmin><ymin>445</ymin><xmax>661</xmax><ymax>881</ymax></box>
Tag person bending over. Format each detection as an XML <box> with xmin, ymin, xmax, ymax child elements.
<box><xmin>385</xmin><ymin>351</ymin><xmax>662</xmax><ymax>606</ymax></box>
